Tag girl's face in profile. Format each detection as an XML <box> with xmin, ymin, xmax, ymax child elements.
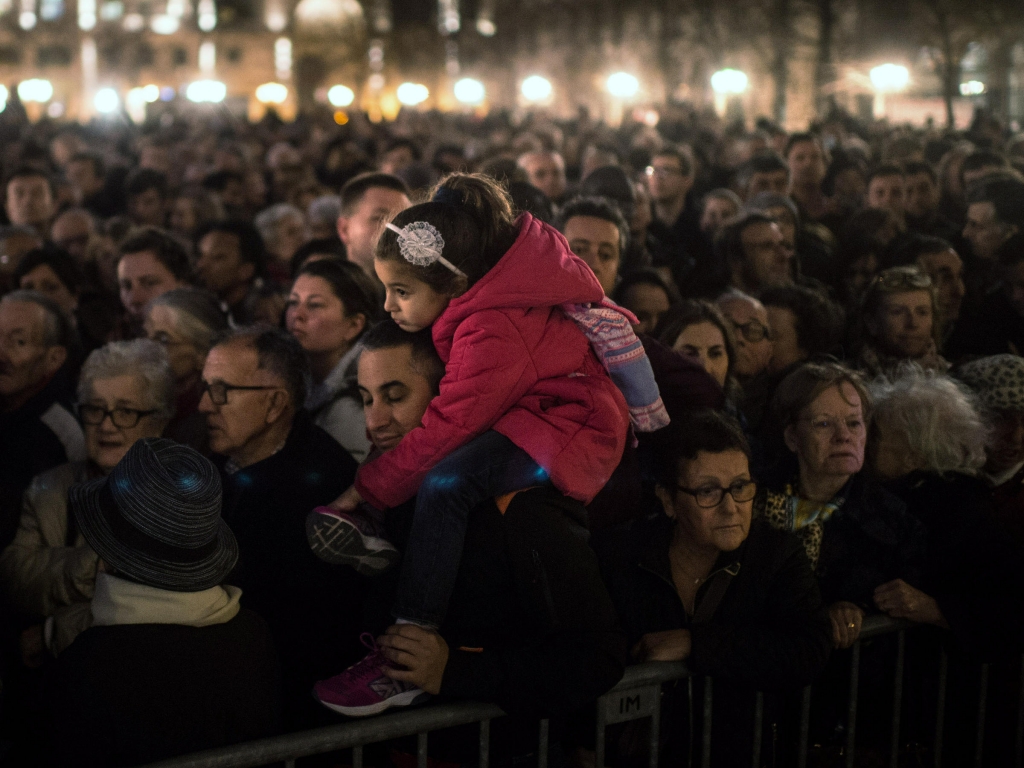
<box><xmin>375</xmin><ymin>259</ymin><xmax>451</xmax><ymax>332</ymax></box>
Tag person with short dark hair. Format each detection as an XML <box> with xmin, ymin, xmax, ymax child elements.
<box><xmin>612</xmin><ymin>268</ymin><xmax>678</xmax><ymax>335</ymax></box>
<box><xmin>379</xmin><ymin>138</ymin><xmax>422</xmax><ymax>176</ymax></box>
<box><xmin>559</xmin><ymin>196</ymin><xmax>629</xmax><ymax>295</ymax></box>
<box><xmin>50</xmin><ymin>207</ymin><xmax>97</xmax><ymax>262</ymax></box>
<box><xmin>962</xmin><ymin>149</ymin><xmax>1010</xmax><ymax>189</ymax></box>
<box><xmin>785</xmin><ymin>133</ymin><xmax>829</xmax><ymax>222</ymax></box>
<box><xmin>6</xmin><ymin>167</ymin><xmax>55</xmax><ymax>237</ymax></box>
<box><xmin>890</xmin><ymin>235</ymin><xmax>966</xmax><ymax>340</ymax></box>
<box><xmin>903</xmin><ymin>160</ymin><xmax>962</xmax><ymax>244</ymax></box>
<box><xmin>290</xmin><ymin>237</ymin><xmax>346</xmax><ymax>277</ymax></box>
<box><xmin>760</xmin><ymin>285</ymin><xmax>844</xmax><ymax>373</ymax></box>
<box><xmin>123</xmin><ymin>168</ymin><xmax>169</xmax><ymax>228</ymax></box>
<box><xmin>517</xmin><ymin>150</ymin><xmax>567</xmax><ymax>204</ymax></box>
<box><xmin>195</xmin><ymin>220</ymin><xmax>268</xmax><ymax>325</ymax></box>
<box><xmin>14</xmin><ymin>246</ymin><xmax>83</xmax><ymax>319</ymax></box>
<box><xmin>116</xmin><ymin>228</ymin><xmax>192</xmax><ymax>331</ymax></box>
<box><xmin>736</xmin><ymin>151</ymin><xmax>790</xmax><ymax>200</ymax></box>
<box><xmin>66</xmin><ymin>152</ymin><xmax>115</xmax><ymax>218</ymax></box>
<box><xmin>199</xmin><ymin>326</ymin><xmax>362</xmax><ymax>729</ymax></box>
<box><xmin>337</xmin><ymin>172</ymin><xmax>411</xmax><ymax>278</ymax></box>
<box><xmin>594</xmin><ymin>409</ymin><xmax>831</xmax><ymax>766</ymax></box>
<box><xmin>718</xmin><ymin>211</ymin><xmax>794</xmax><ymax>295</ymax></box>
<box><xmin>45</xmin><ymin>437</ymin><xmax>282</xmax><ymax>767</ymax></box>
<box><xmin>866</xmin><ymin>164</ymin><xmax>907</xmax><ymax>226</ymax></box>
<box><xmin>645</xmin><ymin>145</ymin><xmax>708</xmax><ymax>281</ymax></box>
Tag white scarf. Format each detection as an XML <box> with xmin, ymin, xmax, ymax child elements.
<box><xmin>91</xmin><ymin>573</ymin><xmax>242</xmax><ymax>627</ymax></box>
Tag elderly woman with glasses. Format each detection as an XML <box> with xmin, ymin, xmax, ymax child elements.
<box><xmin>758</xmin><ymin>361</ymin><xmax>926</xmax><ymax>649</ymax></box>
<box><xmin>595</xmin><ymin>410</ymin><xmax>831</xmax><ymax>766</ymax></box>
<box><xmin>855</xmin><ymin>265</ymin><xmax>948</xmax><ymax>377</ymax></box>
<box><xmin>0</xmin><ymin>339</ymin><xmax>175</xmax><ymax>657</ymax></box>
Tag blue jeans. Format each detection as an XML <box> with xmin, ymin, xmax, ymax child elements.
<box><xmin>393</xmin><ymin>430</ymin><xmax>548</xmax><ymax>626</ymax></box>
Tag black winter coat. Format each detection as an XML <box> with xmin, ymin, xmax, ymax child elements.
<box><xmin>46</xmin><ymin>609</ymin><xmax>281</xmax><ymax>767</ymax></box>
<box><xmin>594</xmin><ymin>515</ymin><xmax>831</xmax><ymax>767</ymax></box>
<box><xmin>216</xmin><ymin>412</ymin><xmax>363</xmax><ymax>730</ymax></box>
<box><xmin>888</xmin><ymin>471</ymin><xmax>1024</xmax><ymax>658</ymax></box>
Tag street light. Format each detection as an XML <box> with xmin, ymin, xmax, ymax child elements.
<box><xmin>142</xmin><ymin>84</ymin><xmax>160</xmax><ymax>102</ymax></box>
<box><xmin>606</xmin><ymin>72</ymin><xmax>639</xmax><ymax>99</ymax></box>
<box><xmin>520</xmin><ymin>75</ymin><xmax>552</xmax><ymax>102</ymax></box>
<box><xmin>17</xmin><ymin>79</ymin><xmax>53</xmax><ymax>102</ymax></box>
<box><xmin>710</xmin><ymin>69</ymin><xmax>749</xmax><ymax>95</ymax></box>
<box><xmin>185</xmin><ymin>80</ymin><xmax>227</xmax><ymax>103</ymax></box>
<box><xmin>396</xmin><ymin>82</ymin><xmax>429</xmax><ymax>106</ymax></box>
<box><xmin>960</xmin><ymin>80</ymin><xmax>985</xmax><ymax>96</ymax></box>
<box><xmin>328</xmin><ymin>84</ymin><xmax>355</xmax><ymax>107</ymax></box>
<box><xmin>454</xmin><ymin>77</ymin><xmax>485</xmax><ymax>105</ymax></box>
<box><xmin>255</xmin><ymin>82</ymin><xmax>288</xmax><ymax>104</ymax></box>
<box><xmin>94</xmin><ymin>87</ymin><xmax>119</xmax><ymax>113</ymax></box>
<box><xmin>869</xmin><ymin>64</ymin><xmax>909</xmax><ymax>93</ymax></box>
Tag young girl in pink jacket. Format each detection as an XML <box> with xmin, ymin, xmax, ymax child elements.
<box><xmin>310</xmin><ymin>174</ymin><xmax>657</xmax><ymax>716</ymax></box>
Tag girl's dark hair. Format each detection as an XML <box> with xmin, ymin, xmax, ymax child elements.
<box><xmin>14</xmin><ymin>245</ymin><xmax>83</xmax><ymax>295</ymax></box>
<box><xmin>375</xmin><ymin>173</ymin><xmax>519</xmax><ymax>295</ymax></box>
<box><xmin>295</xmin><ymin>257</ymin><xmax>382</xmax><ymax>327</ymax></box>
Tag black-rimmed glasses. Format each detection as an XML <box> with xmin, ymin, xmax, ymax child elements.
<box><xmin>79</xmin><ymin>404</ymin><xmax>158</xmax><ymax>429</ymax></box>
<box><xmin>201</xmin><ymin>381</ymin><xmax>280</xmax><ymax>407</ymax></box>
<box><xmin>675</xmin><ymin>480</ymin><xmax>758</xmax><ymax>508</ymax></box>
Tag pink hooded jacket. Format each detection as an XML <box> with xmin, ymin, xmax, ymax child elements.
<box><xmin>354</xmin><ymin>213</ymin><xmax>630</xmax><ymax>509</ymax></box>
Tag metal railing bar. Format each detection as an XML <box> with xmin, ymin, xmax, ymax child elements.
<box><xmin>417</xmin><ymin>732</ymin><xmax>428</xmax><ymax>768</ymax></box>
<box><xmin>145</xmin><ymin>700</ymin><xmax>505</xmax><ymax>768</ymax></box>
<box><xmin>701</xmin><ymin>677</ymin><xmax>713</xmax><ymax>768</ymax></box>
<box><xmin>284</xmin><ymin>761</ymin><xmax>294</xmax><ymax>768</ymax></box>
<box><xmin>752</xmin><ymin>691</ymin><xmax>764</xmax><ymax>768</ymax></box>
<box><xmin>538</xmin><ymin>719</ymin><xmax>549</xmax><ymax>768</ymax></box>
<box><xmin>935</xmin><ymin>649</ymin><xmax>948</xmax><ymax>768</ymax></box>
<box><xmin>353</xmin><ymin>744</ymin><xmax>363</xmax><ymax>768</ymax></box>
<box><xmin>479</xmin><ymin>720</ymin><xmax>490</xmax><ymax>768</ymax></box>
<box><xmin>890</xmin><ymin>630</ymin><xmax>905</xmax><ymax>768</ymax></box>
<box><xmin>845</xmin><ymin>640</ymin><xmax>861</xmax><ymax>768</ymax></box>
<box><xmin>797</xmin><ymin>685</ymin><xmax>811</xmax><ymax>768</ymax></box>
<box><xmin>975</xmin><ymin>664</ymin><xmax>989</xmax><ymax>768</ymax></box>
<box><xmin>595</xmin><ymin>687</ymin><xmax>607</xmax><ymax>768</ymax></box>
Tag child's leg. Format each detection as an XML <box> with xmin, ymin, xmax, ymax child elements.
<box><xmin>392</xmin><ymin>430</ymin><xmax>546</xmax><ymax>627</ymax></box>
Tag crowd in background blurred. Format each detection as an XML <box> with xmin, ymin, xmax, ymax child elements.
<box><xmin>0</xmin><ymin>99</ymin><xmax>1023</xmax><ymax>766</ymax></box>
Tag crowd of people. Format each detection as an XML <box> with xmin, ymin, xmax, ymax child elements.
<box><xmin>0</xmin><ymin>100</ymin><xmax>1023</xmax><ymax>767</ymax></box>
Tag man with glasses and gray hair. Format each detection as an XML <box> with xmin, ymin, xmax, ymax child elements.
<box><xmin>199</xmin><ymin>325</ymin><xmax>361</xmax><ymax>730</ymax></box>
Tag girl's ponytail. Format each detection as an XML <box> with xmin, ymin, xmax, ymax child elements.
<box><xmin>432</xmin><ymin>174</ymin><xmax>519</xmax><ymax>272</ymax></box>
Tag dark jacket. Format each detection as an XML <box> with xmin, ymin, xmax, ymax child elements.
<box><xmin>888</xmin><ymin>471</ymin><xmax>1024</xmax><ymax>658</ymax></box>
<box><xmin>45</xmin><ymin>609</ymin><xmax>281</xmax><ymax>767</ymax></box>
<box><xmin>814</xmin><ymin>473</ymin><xmax>926</xmax><ymax>607</ymax></box>
<box><xmin>216</xmin><ymin>412</ymin><xmax>362</xmax><ymax>730</ymax></box>
<box><xmin>593</xmin><ymin>514</ymin><xmax>831</xmax><ymax>766</ymax></box>
<box><xmin>371</xmin><ymin>487</ymin><xmax>629</xmax><ymax>762</ymax></box>
<box><xmin>0</xmin><ymin>370</ymin><xmax>84</xmax><ymax>551</ymax></box>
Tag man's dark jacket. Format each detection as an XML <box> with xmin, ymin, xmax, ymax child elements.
<box><xmin>216</xmin><ymin>412</ymin><xmax>362</xmax><ymax>730</ymax></box>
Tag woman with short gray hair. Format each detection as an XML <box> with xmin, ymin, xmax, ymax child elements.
<box><xmin>255</xmin><ymin>203</ymin><xmax>306</xmax><ymax>284</ymax></box>
<box><xmin>869</xmin><ymin>364</ymin><xmax>1021</xmax><ymax>656</ymax></box>
<box><xmin>0</xmin><ymin>339</ymin><xmax>175</xmax><ymax>655</ymax></box>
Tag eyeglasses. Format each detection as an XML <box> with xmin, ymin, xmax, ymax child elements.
<box><xmin>645</xmin><ymin>165</ymin><xmax>684</xmax><ymax>179</ymax></box>
<box><xmin>675</xmin><ymin>480</ymin><xmax>757</xmax><ymax>508</ymax></box>
<box><xmin>871</xmin><ymin>268</ymin><xmax>932</xmax><ymax>292</ymax></box>
<box><xmin>731</xmin><ymin>319</ymin><xmax>772</xmax><ymax>343</ymax></box>
<box><xmin>79</xmin><ymin>404</ymin><xmax>158</xmax><ymax>429</ymax></box>
<box><xmin>201</xmin><ymin>380</ymin><xmax>280</xmax><ymax>407</ymax></box>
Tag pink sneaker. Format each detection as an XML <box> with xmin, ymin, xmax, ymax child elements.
<box><xmin>306</xmin><ymin>506</ymin><xmax>399</xmax><ymax>575</ymax></box>
<box><xmin>314</xmin><ymin>634</ymin><xmax>426</xmax><ymax>716</ymax></box>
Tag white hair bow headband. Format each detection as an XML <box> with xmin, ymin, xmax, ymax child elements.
<box><xmin>385</xmin><ymin>222</ymin><xmax>466</xmax><ymax>277</ymax></box>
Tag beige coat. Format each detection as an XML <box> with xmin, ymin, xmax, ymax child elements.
<box><xmin>0</xmin><ymin>461</ymin><xmax>100</xmax><ymax>619</ymax></box>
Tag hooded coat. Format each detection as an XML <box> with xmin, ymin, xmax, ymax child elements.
<box><xmin>355</xmin><ymin>214</ymin><xmax>630</xmax><ymax>509</ymax></box>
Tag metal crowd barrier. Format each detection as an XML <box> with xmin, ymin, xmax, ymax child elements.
<box><xmin>147</xmin><ymin>615</ymin><xmax>1024</xmax><ymax>768</ymax></box>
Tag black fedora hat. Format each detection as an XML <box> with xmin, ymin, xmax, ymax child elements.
<box><xmin>70</xmin><ymin>437</ymin><xmax>238</xmax><ymax>592</ymax></box>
